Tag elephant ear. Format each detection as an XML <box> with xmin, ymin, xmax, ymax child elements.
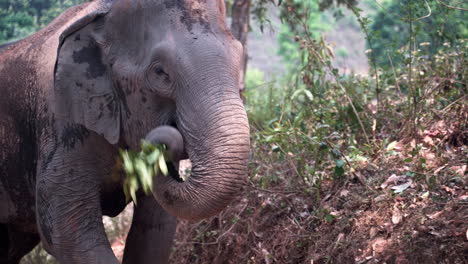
<box><xmin>54</xmin><ymin>1</ymin><xmax>121</xmax><ymax>144</ymax></box>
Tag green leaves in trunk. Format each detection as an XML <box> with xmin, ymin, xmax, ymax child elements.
<box><xmin>119</xmin><ymin>141</ymin><xmax>168</xmax><ymax>204</ymax></box>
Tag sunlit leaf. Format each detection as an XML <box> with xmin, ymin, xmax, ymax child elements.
<box><xmin>119</xmin><ymin>141</ymin><xmax>168</xmax><ymax>203</ymax></box>
<box><xmin>272</xmin><ymin>145</ymin><xmax>281</xmax><ymax>152</ymax></box>
<box><xmin>386</xmin><ymin>141</ymin><xmax>398</xmax><ymax>152</ymax></box>
<box><xmin>335</xmin><ymin>159</ymin><xmax>345</xmax><ymax>168</ymax></box>
<box><xmin>159</xmin><ymin>154</ymin><xmax>168</xmax><ymax>176</ymax></box>
<box><xmin>303</xmin><ymin>89</ymin><xmax>313</xmax><ymax>101</ymax></box>
<box><xmin>121</xmin><ymin>150</ymin><xmax>134</xmax><ymax>174</ymax></box>
<box><xmin>146</xmin><ymin>149</ymin><xmax>160</xmax><ymax>164</ymax></box>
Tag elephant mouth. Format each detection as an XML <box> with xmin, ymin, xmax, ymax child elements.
<box><xmin>145</xmin><ymin>124</ymin><xmax>191</xmax><ymax>183</ymax></box>
<box><xmin>166</xmin><ymin>158</ymin><xmax>191</xmax><ymax>182</ymax></box>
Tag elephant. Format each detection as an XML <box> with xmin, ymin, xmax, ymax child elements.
<box><xmin>0</xmin><ymin>0</ymin><xmax>250</xmax><ymax>263</ymax></box>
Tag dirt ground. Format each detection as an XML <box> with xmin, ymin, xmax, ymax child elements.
<box><xmin>170</xmin><ymin>171</ymin><xmax>467</xmax><ymax>263</ymax></box>
<box><xmin>169</xmin><ymin>127</ymin><xmax>467</xmax><ymax>264</ymax></box>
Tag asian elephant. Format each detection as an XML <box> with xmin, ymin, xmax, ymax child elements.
<box><xmin>0</xmin><ymin>0</ymin><xmax>250</xmax><ymax>263</ymax></box>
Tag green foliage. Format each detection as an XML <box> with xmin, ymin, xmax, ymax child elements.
<box><xmin>249</xmin><ymin>38</ymin><xmax>466</xmax><ymax>195</ymax></box>
<box><xmin>0</xmin><ymin>0</ymin><xmax>88</xmax><ymax>44</ymax></box>
<box><xmin>120</xmin><ymin>141</ymin><xmax>170</xmax><ymax>204</ymax></box>
<box><xmin>368</xmin><ymin>0</ymin><xmax>468</xmax><ymax>68</ymax></box>
<box><xmin>318</xmin><ymin>0</ymin><xmax>358</xmax><ymax>11</ymax></box>
<box><xmin>251</xmin><ymin>0</ymin><xmax>273</xmax><ymax>32</ymax></box>
<box><xmin>245</xmin><ymin>68</ymin><xmax>283</xmax><ymax>127</ymax></box>
<box><xmin>245</xmin><ymin>67</ymin><xmax>266</xmax><ymax>90</ymax></box>
<box><xmin>249</xmin><ymin>0</ymin><xmax>357</xmax><ymax>34</ymax></box>
<box><xmin>249</xmin><ymin>34</ymin><xmax>370</xmax><ymax>196</ymax></box>
<box><xmin>247</xmin><ymin>0</ymin><xmax>467</xmax><ymax>198</ymax></box>
<box><xmin>277</xmin><ymin>0</ymin><xmax>330</xmax><ymax>66</ymax></box>
<box><xmin>246</xmin><ymin>1</ymin><xmax>378</xmax><ymax>195</ymax></box>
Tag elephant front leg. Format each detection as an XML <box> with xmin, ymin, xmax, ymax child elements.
<box><xmin>36</xmin><ymin>138</ymin><xmax>119</xmax><ymax>264</ymax></box>
<box><xmin>123</xmin><ymin>195</ymin><xmax>177</xmax><ymax>264</ymax></box>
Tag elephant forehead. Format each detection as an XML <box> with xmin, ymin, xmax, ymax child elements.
<box><xmin>162</xmin><ymin>0</ymin><xmax>220</xmax><ymax>33</ymax></box>
<box><xmin>163</xmin><ymin>0</ymin><xmax>208</xmax><ymax>10</ymax></box>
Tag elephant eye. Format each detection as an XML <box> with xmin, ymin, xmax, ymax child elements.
<box><xmin>154</xmin><ymin>66</ymin><xmax>166</xmax><ymax>75</ymax></box>
<box><xmin>148</xmin><ymin>64</ymin><xmax>171</xmax><ymax>86</ymax></box>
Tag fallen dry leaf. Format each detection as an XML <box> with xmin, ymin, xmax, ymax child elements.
<box><xmin>369</xmin><ymin>227</ymin><xmax>378</xmax><ymax>238</ymax></box>
<box><xmin>336</xmin><ymin>233</ymin><xmax>345</xmax><ymax>243</ymax></box>
<box><xmin>428</xmin><ymin>211</ymin><xmax>443</xmax><ymax>219</ymax></box>
<box><xmin>451</xmin><ymin>165</ymin><xmax>467</xmax><ymax>177</ymax></box>
<box><xmin>299</xmin><ymin>211</ymin><xmax>309</xmax><ymax>218</ymax></box>
<box><xmin>458</xmin><ymin>193</ymin><xmax>468</xmax><ymax>201</ymax></box>
<box><xmin>374</xmin><ymin>194</ymin><xmax>387</xmax><ymax>203</ymax></box>
<box><xmin>372</xmin><ymin>237</ymin><xmax>390</xmax><ymax>255</ymax></box>
<box><xmin>420</xmin><ymin>191</ymin><xmax>430</xmax><ymax>199</ymax></box>
<box><xmin>392</xmin><ymin>207</ymin><xmax>403</xmax><ymax>224</ymax></box>
<box><xmin>381</xmin><ymin>174</ymin><xmax>406</xmax><ymax>189</ymax></box>
<box><xmin>423</xmin><ymin>135</ymin><xmax>434</xmax><ymax>145</ymax></box>
<box><xmin>441</xmin><ymin>185</ymin><xmax>456</xmax><ymax>195</ymax></box>
<box><xmin>391</xmin><ymin>180</ymin><xmax>412</xmax><ymax>194</ymax></box>
<box><xmin>434</xmin><ymin>165</ymin><xmax>447</xmax><ymax>175</ymax></box>
<box><xmin>339</xmin><ymin>189</ymin><xmax>350</xmax><ymax>197</ymax></box>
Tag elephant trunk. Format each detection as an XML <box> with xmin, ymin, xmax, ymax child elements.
<box><xmin>149</xmin><ymin>89</ymin><xmax>250</xmax><ymax>221</ymax></box>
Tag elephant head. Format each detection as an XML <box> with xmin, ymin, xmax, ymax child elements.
<box><xmin>54</xmin><ymin>0</ymin><xmax>250</xmax><ymax>221</ymax></box>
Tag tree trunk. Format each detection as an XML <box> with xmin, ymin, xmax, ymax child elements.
<box><xmin>230</xmin><ymin>0</ymin><xmax>250</xmax><ymax>100</ymax></box>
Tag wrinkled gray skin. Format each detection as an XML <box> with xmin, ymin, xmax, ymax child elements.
<box><xmin>0</xmin><ymin>0</ymin><xmax>250</xmax><ymax>263</ymax></box>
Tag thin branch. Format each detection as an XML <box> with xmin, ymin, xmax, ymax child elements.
<box><xmin>408</xmin><ymin>0</ymin><xmax>418</xmax><ymax>138</ymax></box>
<box><xmin>441</xmin><ymin>94</ymin><xmax>467</xmax><ymax>113</ymax></box>
<box><xmin>289</xmin><ymin>8</ymin><xmax>372</xmax><ymax>146</ymax></box>
<box><xmin>445</xmin><ymin>0</ymin><xmax>467</xmax><ymax>5</ymax></box>
<box><xmin>437</xmin><ymin>0</ymin><xmax>468</xmax><ymax>10</ymax></box>
<box><xmin>387</xmin><ymin>52</ymin><xmax>402</xmax><ymax>94</ymax></box>
<box><xmin>323</xmin><ymin>139</ymin><xmax>371</xmax><ymax>190</ymax></box>
<box><xmin>414</xmin><ymin>0</ymin><xmax>432</xmax><ymax>22</ymax></box>
<box><xmin>349</xmin><ymin>4</ymin><xmax>381</xmax><ymax>114</ymax></box>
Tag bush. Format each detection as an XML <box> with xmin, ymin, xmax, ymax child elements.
<box><xmin>368</xmin><ymin>0</ymin><xmax>467</xmax><ymax>68</ymax></box>
<box><xmin>0</xmin><ymin>0</ymin><xmax>89</xmax><ymax>44</ymax></box>
<box><xmin>246</xmin><ymin>0</ymin><xmax>467</xmax><ymax>195</ymax></box>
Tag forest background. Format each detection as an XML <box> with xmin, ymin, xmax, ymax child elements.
<box><xmin>0</xmin><ymin>0</ymin><xmax>466</xmax><ymax>263</ymax></box>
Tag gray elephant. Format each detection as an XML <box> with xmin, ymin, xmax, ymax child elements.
<box><xmin>0</xmin><ymin>0</ymin><xmax>250</xmax><ymax>263</ymax></box>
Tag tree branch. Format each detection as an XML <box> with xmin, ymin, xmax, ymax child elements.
<box><xmin>437</xmin><ymin>0</ymin><xmax>468</xmax><ymax>11</ymax></box>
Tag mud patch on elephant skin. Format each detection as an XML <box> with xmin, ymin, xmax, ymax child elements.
<box><xmin>72</xmin><ymin>43</ymin><xmax>106</xmax><ymax>79</ymax></box>
<box><xmin>60</xmin><ymin>124</ymin><xmax>90</xmax><ymax>150</ymax></box>
<box><xmin>164</xmin><ymin>0</ymin><xmax>210</xmax><ymax>32</ymax></box>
